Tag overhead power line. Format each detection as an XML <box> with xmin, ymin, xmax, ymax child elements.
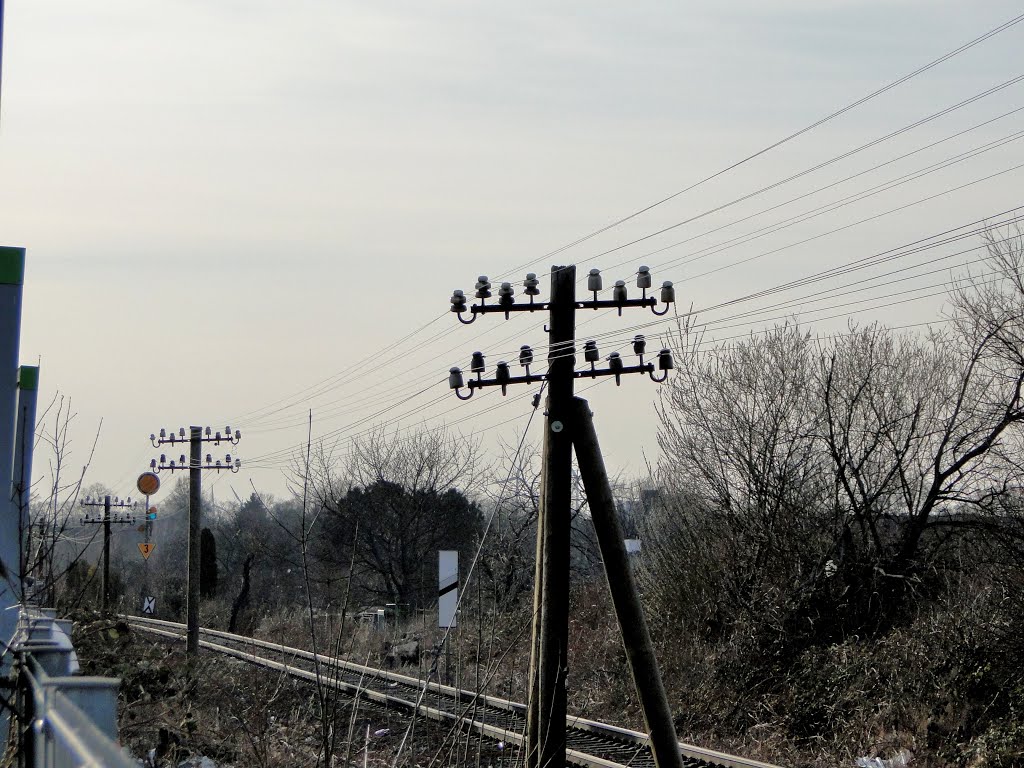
<box><xmin>245</xmin><ymin>212</ymin><xmax>1021</xmax><ymax>470</ymax></box>
<box><xmin>570</xmin><ymin>216</ymin><xmax>1024</xmax><ymax>348</ymax></box>
<box><xmin>497</xmin><ymin>10</ymin><xmax>1024</xmax><ymax>277</ymax></box>
<box><xmin>250</xmin><ymin>196</ymin><xmax>1024</xmax><ymax>441</ymax></box>
<box><xmin>244</xmin><ymin>202</ymin><xmax>1022</xmax><ymax>446</ymax></box>
<box><xmin>226</xmin><ymin>64</ymin><xmax>1024</xmax><ymax>437</ymax></box>
<box><xmin>217</xmin><ymin>14</ymin><xmax>1024</xmax><ymax>480</ymax></box>
<box><xmin>605</xmin><ymin>98</ymin><xmax>1024</xmax><ymax>276</ymax></box>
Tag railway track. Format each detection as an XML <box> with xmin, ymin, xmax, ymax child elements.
<box><xmin>123</xmin><ymin>615</ymin><xmax>781</xmax><ymax>768</ymax></box>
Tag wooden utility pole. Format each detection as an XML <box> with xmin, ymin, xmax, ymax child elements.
<box><xmin>527</xmin><ymin>265</ymin><xmax>576</xmax><ymax>768</ymax></box>
<box><xmin>103</xmin><ymin>495</ymin><xmax>112</xmax><ymax>612</ymax></box>
<box><xmin>149</xmin><ymin>425</ymin><xmax>241</xmax><ymax>657</ymax></box>
<box><xmin>80</xmin><ymin>494</ymin><xmax>138</xmax><ymax>613</ymax></box>
<box><xmin>187</xmin><ymin>426</ymin><xmax>202</xmax><ymax>656</ymax></box>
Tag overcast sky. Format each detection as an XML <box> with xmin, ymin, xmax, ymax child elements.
<box><xmin>2</xmin><ymin>1</ymin><xmax>1023</xmax><ymax>505</ymax></box>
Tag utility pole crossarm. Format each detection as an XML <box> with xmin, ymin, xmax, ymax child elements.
<box><xmin>150</xmin><ymin>425</ymin><xmax>242</xmax><ymax>474</ymax></box>
<box><xmin>451</xmin><ymin>266</ymin><xmax>675</xmax><ymax>323</ymax></box>
<box><xmin>447</xmin><ymin>266</ymin><xmax>676</xmax><ymax>401</ymax></box>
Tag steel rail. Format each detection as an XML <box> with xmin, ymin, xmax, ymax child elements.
<box><xmin>124</xmin><ymin>615</ymin><xmax>782</xmax><ymax>768</ymax></box>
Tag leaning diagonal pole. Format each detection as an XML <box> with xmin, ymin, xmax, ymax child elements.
<box><xmin>569</xmin><ymin>397</ymin><xmax>685</xmax><ymax>768</ymax></box>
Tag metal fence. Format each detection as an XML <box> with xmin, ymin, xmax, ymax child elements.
<box><xmin>9</xmin><ymin>611</ymin><xmax>136</xmax><ymax>768</ymax></box>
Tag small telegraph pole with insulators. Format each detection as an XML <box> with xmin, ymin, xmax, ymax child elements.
<box><xmin>149</xmin><ymin>425</ymin><xmax>241</xmax><ymax>657</ymax></box>
<box><xmin>79</xmin><ymin>495</ymin><xmax>139</xmax><ymax>613</ymax></box>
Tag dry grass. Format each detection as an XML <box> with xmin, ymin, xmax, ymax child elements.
<box><xmin>71</xmin><ymin>614</ymin><xmax>481</xmax><ymax>767</ymax></box>
<box><xmin>73</xmin><ymin>563</ymin><xmax>1024</xmax><ymax>767</ymax></box>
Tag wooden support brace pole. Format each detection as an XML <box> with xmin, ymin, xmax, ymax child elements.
<box><xmin>569</xmin><ymin>396</ymin><xmax>685</xmax><ymax>768</ymax></box>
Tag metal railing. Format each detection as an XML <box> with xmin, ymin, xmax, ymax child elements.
<box><xmin>8</xmin><ymin>610</ymin><xmax>136</xmax><ymax>768</ymax></box>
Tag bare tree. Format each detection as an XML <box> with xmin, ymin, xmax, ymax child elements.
<box><xmin>651</xmin><ymin>322</ymin><xmax>835</xmax><ymax>632</ymax></box>
<box><xmin>478</xmin><ymin>437</ymin><xmax>542</xmax><ymax>608</ymax></box>
<box><xmin>315</xmin><ymin>425</ymin><xmax>485</xmax><ymax>609</ymax></box>
<box><xmin>479</xmin><ymin>434</ymin><xmax>609</xmax><ymax>609</ymax></box>
<box><xmin>649</xmin><ymin>231</ymin><xmax>1024</xmax><ymax>639</ymax></box>
<box><xmin>23</xmin><ymin>395</ymin><xmax>103</xmax><ymax>610</ymax></box>
<box><xmin>819</xmin><ymin>230</ymin><xmax>1024</xmax><ymax>593</ymax></box>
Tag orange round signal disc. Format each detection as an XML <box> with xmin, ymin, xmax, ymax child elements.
<box><xmin>137</xmin><ymin>472</ymin><xmax>160</xmax><ymax>496</ymax></box>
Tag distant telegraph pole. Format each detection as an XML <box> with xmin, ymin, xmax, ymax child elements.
<box><xmin>447</xmin><ymin>265</ymin><xmax>683</xmax><ymax>768</ymax></box>
<box><xmin>149</xmin><ymin>426</ymin><xmax>240</xmax><ymax>657</ymax></box>
<box><xmin>79</xmin><ymin>495</ymin><xmax>139</xmax><ymax>613</ymax></box>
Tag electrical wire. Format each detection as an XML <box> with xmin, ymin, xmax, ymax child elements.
<box><xmin>247</xmin><ymin>219</ymin><xmax>1018</xmax><ymax>457</ymax></box>
<box><xmin>249</xmin><ymin>229</ymin><xmax>994</xmax><ymax>465</ymax></box>
<box><xmin>584</xmin><ymin>74</ymin><xmax>1024</xmax><ymax>268</ymax></box>
<box><xmin>221</xmin><ymin>24</ymin><xmax>1024</xmax><ymax>436</ymax></box>
<box><xmin>480</xmin><ymin>216</ymin><xmax>1024</xmax><ymax>372</ymax></box>
<box><xmin>495</xmin><ymin>10</ymin><xmax>1024</xmax><ymax>277</ymax></box>
<box><xmin>230</xmin><ymin>311</ymin><xmax>449</xmax><ymax>425</ymax></box>
<box><xmin>410</xmin><ymin>134</ymin><xmax>1024</xmax><ymax>395</ymax></box>
<box><xmin>125</xmin><ymin>152</ymin><xmax>1015</xmax><ymax>456</ymax></box>
<box><xmin>106</xmin><ymin>15</ymin><xmax>1024</xmax><ymax>490</ymax></box>
<box><xmin>471</xmin><ymin>208</ymin><xmax>1024</xmax><ymax>371</ymax></box>
<box><xmin>217</xmin><ymin>91</ymin><xmax>1024</xmax><ymax>441</ymax></box>
<box><xmin>606</xmin><ymin>107</ymin><xmax>1024</xmax><ymax>276</ymax></box>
